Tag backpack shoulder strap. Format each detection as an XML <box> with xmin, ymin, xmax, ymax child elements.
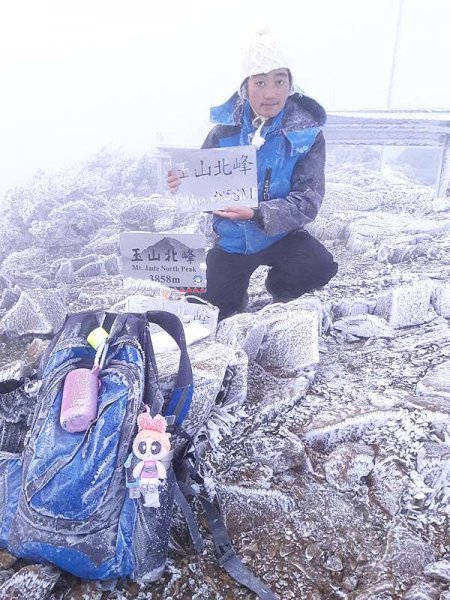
<box><xmin>145</xmin><ymin>310</ymin><xmax>194</xmax><ymax>424</ymax></box>
<box><xmin>177</xmin><ymin>480</ymin><xmax>276</xmax><ymax>600</ymax></box>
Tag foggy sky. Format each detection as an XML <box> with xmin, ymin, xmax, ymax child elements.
<box><xmin>0</xmin><ymin>0</ymin><xmax>449</xmax><ymax>197</ymax></box>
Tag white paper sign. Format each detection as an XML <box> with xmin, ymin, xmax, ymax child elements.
<box><xmin>168</xmin><ymin>145</ymin><xmax>258</xmax><ymax>212</ymax></box>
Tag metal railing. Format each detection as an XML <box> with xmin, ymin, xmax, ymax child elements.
<box><xmin>156</xmin><ymin>109</ymin><xmax>450</xmax><ymax>197</ymax></box>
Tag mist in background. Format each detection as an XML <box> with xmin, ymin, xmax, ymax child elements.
<box><xmin>0</xmin><ymin>0</ymin><xmax>449</xmax><ymax>197</ymax></box>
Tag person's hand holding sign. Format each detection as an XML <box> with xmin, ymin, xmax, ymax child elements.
<box><xmin>213</xmin><ymin>207</ymin><xmax>255</xmax><ymax>220</ymax></box>
<box><xmin>167</xmin><ymin>169</ymin><xmax>180</xmax><ymax>193</ymax></box>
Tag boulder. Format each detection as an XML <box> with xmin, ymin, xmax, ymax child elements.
<box><xmin>431</xmin><ymin>281</ymin><xmax>450</xmax><ymax>318</ymax></box>
<box><xmin>216</xmin><ymin>312</ymin><xmax>266</xmax><ymax>362</ymax></box>
<box><xmin>0</xmin><ymin>289</ymin><xmax>67</xmax><ymax>337</ymax></box>
<box><xmin>374</xmin><ymin>280</ymin><xmax>433</xmax><ymax>329</ymax></box>
<box><xmin>256</xmin><ymin>302</ymin><xmax>319</xmax><ymax>370</ymax></box>
<box><xmin>156</xmin><ymin>339</ymin><xmax>235</xmax><ymax>437</ymax></box>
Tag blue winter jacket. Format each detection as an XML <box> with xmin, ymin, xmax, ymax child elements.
<box><xmin>202</xmin><ymin>91</ymin><xmax>327</xmax><ymax>254</ymax></box>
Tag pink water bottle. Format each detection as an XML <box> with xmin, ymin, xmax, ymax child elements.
<box><xmin>60</xmin><ymin>368</ymin><xmax>100</xmax><ymax>433</ymax></box>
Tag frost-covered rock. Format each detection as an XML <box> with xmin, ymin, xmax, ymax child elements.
<box><xmin>247</xmin><ymin>363</ymin><xmax>311</xmax><ymax>419</ymax></box>
<box><xmin>333</xmin><ymin>314</ymin><xmax>395</xmax><ymax>339</ymax></box>
<box><xmin>216</xmin><ymin>483</ymin><xmax>295</xmax><ymax>537</ymax></box>
<box><xmin>289</xmin><ymin>296</ymin><xmax>328</xmax><ymax>334</ymax></box>
<box><xmin>423</xmin><ymin>559</ymin><xmax>450</xmax><ymax>583</ymax></box>
<box><xmin>0</xmin><ymin>359</ymin><xmax>32</xmax><ymax>384</ymax></box>
<box><xmin>0</xmin><ymin>289</ymin><xmax>67</xmax><ymax>337</ymax></box>
<box><xmin>217</xmin><ymin>348</ymin><xmax>248</xmax><ymax>410</ymax></box>
<box><xmin>81</xmin><ymin>230</ymin><xmax>120</xmax><ymax>257</ymax></box>
<box><xmin>216</xmin><ymin>312</ymin><xmax>266</xmax><ymax>362</ymax></box>
<box><xmin>117</xmin><ymin>199</ymin><xmax>159</xmax><ymax>230</ymax></box>
<box><xmin>374</xmin><ymin>280</ymin><xmax>433</xmax><ymax>329</ymax></box>
<box><xmin>344</xmin><ymin>212</ymin><xmax>450</xmax><ymax>254</ymax></box>
<box><xmin>29</xmin><ymin>200</ymin><xmax>109</xmax><ymax>249</ymax></box>
<box><xmin>256</xmin><ymin>302</ymin><xmax>319</xmax><ymax>370</ymax></box>
<box><xmin>415</xmin><ymin>442</ymin><xmax>450</xmax><ymax>512</ymax></box>
<box><xmin>431</xmin><ymin>280</ymin><xmax>450</xmax><ymax>318</ymax></box>
<box><xmin>403</xmin><ymin>581</ymin><xmax>439</xmax><ymax>600</ymax></box>
<box><xmin>0</xmin><ymin>276</ymin><xmax>13</xmax><ymax>291</ymax></box>
<box><xmin>74</xmin><ymin>255</ymin><xmax>120</xmax><ymax>279</ymax></box>
<box><xmin>0</xmin><ymin>385</ymin><xmax>37</xmax><ymax>453</ymax></box>
<box><xmin>244</xmin><ymin>427</ymin><xmax>309</xmax><ymax>473</ymax></box>
<box><xmin>199</xmin><ymin>348</ymin><xmax>248</xmax><ymax>447</ymax></box>
<box><xmin>156</xmin><ymin>339</ymin><xmax>235</xmax><ymax>437</ymax></box>
<box><xmin>379</xmin><ymin>523</ymin><xmax>436</xmax><ymax>581</ymax></box>
<box><xmin>416</xmin><ymin>361</ymin><xmax>450</xmax><ymax>400</ymax></box>
<box><xmin>0</xmin><ymin>288</ymin><xmax>20</xmax><ymax>311</ymax></box>
<box><xmin>0</xmin><ymin>564</ymin><xmax>60</xmax><ymax>599</ymax></box>
<box><xmin>368</xmin><ymin>457</ymin><xmax>409</xmax><ymax>517</ymax></box>
<box><xmin>0</xmin><ymin>219</ymin><xmax>31</xmax><ymax>262</ymax></box>
<box><xmin>0</xmin><ymin>550</ymin><xmax>15</xmax><ymax>570</ymax></box>
<box><xmin>53</xmin><ymin>254</ymin><xmax>99</xmax><ymax>282</ymax></box>
<box><xmin>0</xmin><ymin>248</ymin><xmax>51</xmax><ymax>282</ymax></box>
<box><xmin>332</xmin><ymin>296</ymin><xmax>376</xmax><ymax>319</ymax></box>
<box><xmin>377</xmin><ymin>233</ymin><xmax>446</xmax><ymax>264</ymax></box>
<box><xmin>324</xmin><ymin>443</ymin><xmax>375</xmax><ymax>491</ymax></box>
<box><xmin>62</xmin><ymin>581</ymin><xmax>103</xmax><ymax>599</ymax></box>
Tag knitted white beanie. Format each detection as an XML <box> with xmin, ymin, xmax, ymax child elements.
<box><xmin>240</xmin><ymin>26</ymin><xmax>291</xmax><ymax>84</ymax></box>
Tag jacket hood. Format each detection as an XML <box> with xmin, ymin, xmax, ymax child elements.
<box><xmin>210</xmin><ymin>89</ymin><xmax>327</xmax><ymax>131</ymax></box>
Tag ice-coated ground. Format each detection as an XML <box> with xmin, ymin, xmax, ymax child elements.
<box><xmin>0</xmin><ymin>156</ymin><xmax>449</xmax><ymax>599</ymax></box>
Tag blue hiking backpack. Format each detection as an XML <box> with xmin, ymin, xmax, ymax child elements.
<box><xmin>0</xmin><ymin>309</ymin><xmax>275</xmax><ymax>599</ymax></box>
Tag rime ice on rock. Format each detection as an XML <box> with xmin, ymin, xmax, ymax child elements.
<box><xmin>244</xmin><ymin>427</ymin><xmax>308</xmax><ymax>473</ymax></box>
<box><xmin>62</xmin><ymin>580</ymin><xmax>103</xmax><ymax>599</ymax></box>
<box><xmin>81</xmin><ymin>230</ymin><xmax>120</xmax><ymax>257</ymax></box>
<box><xmin>53</xmin><ymin>253</ymin><xmax>99</xmax><ymax>282</ymax></box>
<box><xmin>73</xmin><ymin>255</ymin><xmax>120</xmax><ymax>279</ymax></box>
<box><xmin>331</xmin><ymin>296</ymin><xmax>376</xmax><ymax>319</ymax></box>
<box><xmin>378</xmin><ymin>523</ymin><xmax>436</xmax><ymax>581</ymax></box>
<box><xmin>423</xmin><ymin>559</ymin><xmax>450</xmax><ymax>583</ymax></box>
<box><xmin>368</xmin><ymin>457</ymin><xmax>409</xmax><ymax>516</ymax></box>
<box><xmin>156</xmin><ymin>339</ymin><xmax>235</xmax><ymax>437</ymax></box>
<box><xmin>377</xmin><ymin>233</ymin><xmax>445</xmax><ymax>264</ymax></box>
<box><xmin>0</xmin><ymin>564</ymin><xmax>60</xmax><ymax>599</ymax></box>
<box><xmin>118</xmin><ymin>199</ymin><xmax>159</xmax><ymax>230</ymax></box>
<box><xmin>373</xmin><ymin>280</ymin><xmax>433</xmax><ymax>329</ymax></box>
<box><xmin>200</xmin><ymin>348</ymin><xmax>248</xmax><ymax>447</ymax></box>
<box><xmin>0</xmin><ymin>550</ymin><xmax>15</xmax><ymax>569</ymax></box>
<box><xmin>1</xmin><ymin>248</ymin><xmax>51</xmax><ymax>282</ymax></box>
<box><xmin>333</xmin><ymin>314</ymin><xmax>394</xmax><ymax>339</ymax></box>
<box><xmin>247</xmin><ymin>362</ymin><xmax>311</xmax><ymax>418</ymax></box>
<box><xmin>256</xmin><ymin>303</ymin><xmax>319</xmax><ymax>370</ymax></box>
<box><xmin>415</xmin><ymin>442</ymin><xmax>450</xmax><ymax>512</ymax></box>
<box><xmin>0</xmin><ymin>288</ymin><xmax>20</xmax><ymax>312</ymax></box>
<box><xmin>344</xmin><ymin>212</ymin><xmax>450</xmax><ymax>254</ymax></box>
<box><xmin>0</xmin><ymin>360</ymin><xmax>28</xmax><ymax>384</ymax></box>
<box><xmin>0</xmin><ymin>289</ymin><xmax>67</xmax><ymax>337</ymax></box>
<box><xmin>216</xmin><ymin>483</ymin><xmax>295</xmax><ymax>537</ymax></box>
<box><xmin>416</xmin><ymin>361</ymin><xmax>450</xmax><ymax>400</ymax></box>
<box><xmin>324</xmin><ymin>443</ymin><xmax>375</xmax><ymax>491</ymax></box>
<box><xmin>216</xmin><ymin>312</ymin><xmax>266</xmax><ymax>362</ymax></box>
<box><xmin>431</xmin><ymin>281</ymin><xmax>450</xmax><ymax>318</ymax></box>
<box><xmin>403</xmin><ymin>581</ymin><xmax>440</xmax><ymax>600</ymax></box>
<box><xmin>289</xmin><ymin>296</ymin><xmax>328</xmax><ymax>334</ymax></box>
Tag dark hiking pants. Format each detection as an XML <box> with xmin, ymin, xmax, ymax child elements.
<box><xmin>205</xmin><ymin>230</ymin><xmax>338</xmax><ymax>320</ymax></box>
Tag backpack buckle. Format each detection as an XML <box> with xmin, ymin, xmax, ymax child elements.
<box><xmin>216</xmin><ymin>541</ymin><xmax>235</xmax><ymax>567</ymax></box>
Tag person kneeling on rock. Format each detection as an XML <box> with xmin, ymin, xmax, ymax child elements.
<box><xmin>167</xmin><ymin>27</ymin><xmax>338</xmax><ymax>320</ymax></box>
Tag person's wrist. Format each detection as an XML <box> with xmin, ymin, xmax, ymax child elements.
<box><xmin>252</xmin><ymin>207</ymin><xmax>264</xmax><ymax>226</ymax></box>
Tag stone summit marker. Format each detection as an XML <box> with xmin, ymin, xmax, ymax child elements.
<box><xmin>120</xmin><ymin>232</ymin><xmax>207</xmax><ymax>291</ymax></box>
<box><xmin>168</xmin><ymin>145</ymin><xmax>258</xmax><ymax>212</ymax></box>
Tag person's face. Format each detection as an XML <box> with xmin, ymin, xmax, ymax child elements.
<box><xmin>247</xmin><ymin>68</ymin><xmax>291</xmax><ymax>119</ymax></box>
